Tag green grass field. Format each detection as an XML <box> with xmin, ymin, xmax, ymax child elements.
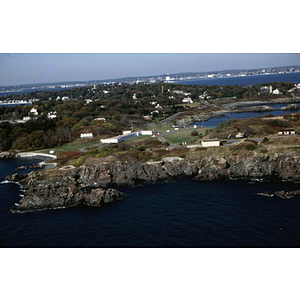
<box><xmin>38</xmin><ymin>138</ymin><xmax>101</xmax><ymax>154</ymax></box>
<box><xmin>163</xmin><ymin>128</ymin><xmax>210</xmax><ymax>144</ymax></box>
<box><xmin>135</xmin><ymin>123</ymin><xmax>173</xmax><ymax>134</ymax></box>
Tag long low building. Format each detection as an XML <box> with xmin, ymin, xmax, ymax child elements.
<box><xmin>101</xmin><ymin>130</ymin><xmax>156</xmax><ymax>144</ymax></box>
<box><xmin>201</xmin><ymin>138</ymin><xmax>220</xmax><ymax>147</ymax></box>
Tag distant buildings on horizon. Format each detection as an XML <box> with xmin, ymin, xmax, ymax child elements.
<box><xmin>1</xmin><ymin>65</ymin><xmax>300</xmax><ymax>95</ymax></box>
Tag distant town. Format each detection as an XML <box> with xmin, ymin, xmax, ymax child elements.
<box><xmin>1</xmin><ymin>65</ymin><xmax>299</xmax><ymax>96</ymax></box>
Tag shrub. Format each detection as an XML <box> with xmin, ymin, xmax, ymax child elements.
<box><xmin>216</xmin><ymin>118</ymin><xmax>239</xmax><ymax>130</ymax></box>
<box><xmin>260</xmin><ymin>149</ymin><xmax>268</xmax><ymax>153</ymax></box>
<box><xmin>246</xmin><ymin>144</ymin><xmax>256</xmax><ymax>151</ymax></box>
<box><xmin>71</xmin><ymin>156</ymin><xmax>86</xmax><ymax>166</ymax></box>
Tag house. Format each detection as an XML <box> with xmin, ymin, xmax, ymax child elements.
<box><xmin>150</xmin><ymin>110</ymin><xmax>159</xmax><ymax>115</ymax></box>
<box><xmin>100</xmin><ymin>130</ymin><xmax>156</xmax><ymax>144</ymax></box>
<box><xmin>143</xmin><ymin>116</ymin><xmax>152</xmax><ymax>121</ymax></box>
<box><xmin>278</xmin><ymin>129</ymin><xmax>296</xmax><ymax>135</ymax></box>
<box><xmin>182</xmin><ymin>97</ymin><xmax>193</xmax><ymax>104</ymax></box>
<box><xmin>140</xmin><ymin>130</ymin><xmax>156</xmax><ymax>135</ymax></box>
<box><xmin>191</xmin><ymin>130</ymin><xmax>198</xmax><ymax>136</ymax></box>
<box><xmin>47</xmin><ymin>111</ymin><xmax>57</xmax><ymax>119</ymax></box>
<box><xmin>94</xmin><ymin>117</ymin><xmax>106</xmax><ymax>122</ymax></box>
<box><xmin>101</xmin><ymin>131</ymin><xmax>139</xmax><ymax>144</ymax></box>
<box><xmin>80</xmin><ymin>133</ymin><xmax>94</xmax><ymax>138</ymax></box>
<box><xmin>123</xmin><ymin>130</ymin><xmax>133</xmax><ymax>135</ymax></box>
<box><xmin>22</xmin><ymin>116</ymin><xmax>31</xmax><ymax>122</ymax></box>
<box><xmin>30</xmin><ymin>108</ymin><xmax>38</xmax><ymax>116</ymax></box>
<box><xmin>272</xmin><ymin>88</ymin><xmax>280</xmax><ymax>95</ymax></box>
<box><xmin>201</xmin><ymin>138</ymin><xmax>220</xmax><ymax>147</ymax></box>
<box><xmin>236</xmin><ymin>132</ymin><xmax>245</xmax><ymax>138</ymax></box>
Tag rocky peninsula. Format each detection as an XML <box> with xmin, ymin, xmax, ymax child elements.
<box><xmin>7</xmin><ymin>151</ymin><xmax>300</xmax><ymax>213</ymax></box>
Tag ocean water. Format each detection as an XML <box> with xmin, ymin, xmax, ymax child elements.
<box><xmin>199</xmin><ymin>103</ymin><xmax>300</xmax><ymax>128</ymax></box>
<box><xmin>177</xmin><ymin>72</ymin><xmax>300</xmax><ymax>86</ymax></box>
<box><xmin>1</xmin><ymin>158</ymin><xmax>300</xmax><ymax>247</ymax></box>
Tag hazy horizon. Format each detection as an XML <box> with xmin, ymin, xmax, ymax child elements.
<box><xmin>1</xmin><ymin>53</ymin><xmax>299</xmax><ymax>87</ymax></box>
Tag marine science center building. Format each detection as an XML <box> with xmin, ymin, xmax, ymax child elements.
<box><xmin>101</xmin><ymin>130</ymin><xmax>156</xmax><ymax>144</ymax></box>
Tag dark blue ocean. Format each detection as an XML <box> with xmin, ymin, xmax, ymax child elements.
<box><xmin>1</xmin><ymin>157</ymin><xmax>300</xmax><ymax>247</ymax></box>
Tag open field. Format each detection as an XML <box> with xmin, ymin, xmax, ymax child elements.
<box><xmin>163</xmin><ymin>128</ymin><xmax>211</xmax><ymax>144</ymax></box>
<box><xmin>135</xmin><ymin>123</ymin><xmax>174</xmax><ymax>134</ymax></box>
<box><xmin>38</xmin><ymin>138</ymin><xmax>101</xmax><ymax>154</ymax></box>
<box><xmin>121</xmin><ymin>135</ymin><xmax>155</xmax><ymax>145</ymax></box>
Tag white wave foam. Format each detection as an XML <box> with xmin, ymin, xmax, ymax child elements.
<box><xmin>0</xmin><ymin>180</ymin><xmax>11</xmax><ymax>184</ymax></box>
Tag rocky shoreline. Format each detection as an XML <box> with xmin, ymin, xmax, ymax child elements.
<box><xmin>7</xmin><ymin>152</ymin><xmax>300</xmax><ymax>212</ymax></box>
<box><xmin>0</xmin><ymin>151</ymin><xmax>15</xmax><ymax>159</ymax></box>
<box><xmin>7</xmin><ymin>172</ymin><xmax>126</xmax><ymax>213</ymax></box>
<box><xmin>174</xmin><ymin>98</ymin><xmax>300</xmax><ymax>127</ymax></box>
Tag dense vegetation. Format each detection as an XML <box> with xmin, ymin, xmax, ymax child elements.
<box><xmin>0</xmin><ymin>81</ymin><xmax>298</xmax><ymax>152</ymax></box>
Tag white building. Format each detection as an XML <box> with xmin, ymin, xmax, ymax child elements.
<box><xmin>182</xmin><ymin>97</ymin><xmax>193</xmax><ymax>103</ymax></box>
<box><xmin>47</xmin><ymin>111</ymin><xmax>57</xmax><ymax>119</ymax></box>
<box><xmin>201</xmin><ymin>139</ymin><xmax>220</xmax><ymax>147</ymax></box>
<box><xmin>272</xmin><ymin>88</ymin><xmax>280</xmax><ymax>95</ymax></box>
<box><xmin>101</xmin><ymin>130</ymin><xmax>156</xmax><ymax>144</ymax></box>
<box><xmin>123</xmin><ymin>130</ymin><xmax>133</xmax><ymax>135</ymax></box>
<box><xmin>150</xmin><ymin>110</ymin><xmax>159</xmax><ymax>115</ymax></box>
<box><xmin>80</xmin><ymin>133</ymin><xmax>94</xmax><ymax>138</ymax></box>
<box><xmin>278</xmin><ymin>129</ymin><xmax>295</xmax><ymax>135</ymax></box>
<box><xmin>22</xmin><ymin>116</ymin><xmax>31</xmax><ymax>122</ymax></box>
<box><xmin>101</xmin><ymin>132</ymin><xmax>139</xmax><ymax>144</ymax></box>
<box><xmin>94</xmin><ymin>117</ymin><xmax>106</xmax><ymax>122</ymax></box>
<box><xmin>140</xmin><ymin>130</ymin><xmax>156</xmax><ymax>135</ymax></box>
<box><xmin>30</xmin><ymin>108</ymin><xmax>38</xmax><ymax>116</ymax></box>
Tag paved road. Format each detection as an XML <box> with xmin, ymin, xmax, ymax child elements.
<box><xmin>161</xmin><ymin>112</ymin><xmax>184</xmax><ymax>125</ymax></box>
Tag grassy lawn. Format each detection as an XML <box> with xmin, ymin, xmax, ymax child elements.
<box><xmin>38</xmin><ymin>138</ymin><xmax>101</xmax><ymax>154</ymax></box>
<box><xmin>122</xmin><ymin>135</ymin><xmax>155</xmax><ymax>145</ymax></box>
<box><xmin>163</xmin><ymin>128</ymin><xmax>210</xmax><ymax>144</ymax></box>
<box><xmin>135</xmin><ymin>123</ymin><xmax>173</xmax><ymax>134</ymax></box>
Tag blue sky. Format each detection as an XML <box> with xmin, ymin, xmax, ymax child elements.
<box><xmin>0</xmin><ymin>53</ymin><xmax>299</xmax><ymax>86</ymax></box>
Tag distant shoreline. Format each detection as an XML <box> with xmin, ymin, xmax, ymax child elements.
<box><xmin>223</xmin><ymin>98</ymin><xmax>300</xmax><ymax>108</ymax></box>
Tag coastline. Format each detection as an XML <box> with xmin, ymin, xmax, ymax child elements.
<box><xmin>15</xmin><ymin>152</ymin><xmax>58</xmax><ymax>169</ymax></box>
<box><xmin>223</xmin><ymin>98</ymin><xmax>300</xmax><ymax>108</ymax></box>
<box><xmin>15</xmin><ymin>152</ymin><xmax>57</xmax><ymax>160</ymax></box>
<box><xmin>8</xmin><ymin>151</ymin><xmax>300</xmax><ymax>213</ymax></box>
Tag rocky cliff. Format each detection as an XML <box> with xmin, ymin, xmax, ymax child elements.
<box><xmin>0</xmin><ymin>151</ymin><xmax>15</xmax><ymax>159</ymax></box>
<box><xmin>8</xmin><ymin>152</ymin><xmax>300</xmax><ymax>212</ymax></box>
<box><xmin>9</xmin><ymin>172</ymin><xmax>126</xmax><ymax>213</ymax></box>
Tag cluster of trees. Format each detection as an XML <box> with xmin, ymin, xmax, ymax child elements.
<box><xmin>1</xmin><ymin>82</ymin><xmax>298</xmax><ymax>152</ymax></box>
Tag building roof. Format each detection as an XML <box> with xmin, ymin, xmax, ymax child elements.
<box><xmin>202</xmin><ymin>138</ymin><xmax>220</xmax><ymax>142</ymax></box>
<box><xmin>278</xmin><ymin>129</ymin><xmax>295</xmax><ymax>131</ymax></box>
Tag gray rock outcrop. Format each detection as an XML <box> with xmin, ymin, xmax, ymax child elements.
<box><xmin>10</xmin><ymin>152</ymin><xmax>300</xmax><ymax>212</ymax></box>
<box><xmin>0</xmin><ymin>151</ymin><xmax>15</xmax><ymax>159</ymax></box>
<box><xmin>10</xmin><ymin>173</ymin><xmax>126</xmax><ymax>213</ymax></box>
